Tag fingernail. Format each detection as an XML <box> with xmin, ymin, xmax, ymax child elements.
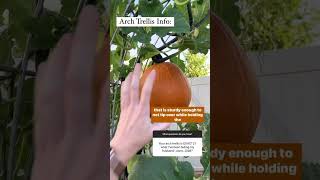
<box><xmin>135</xmin><ymin>63</ymin><xmax>141</xmax><ymax>71</ymax></box>
<box><xmin>82</xmin><ymin>5</ymin><xmax>98</xmax><ymax>15</ymax></box>
<box><xmin>150</xmin><ymin>70</ymin><xmax>156</xmax><ymax>78</ymax></box>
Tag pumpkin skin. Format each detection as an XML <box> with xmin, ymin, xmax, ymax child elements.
<box><xmin>212</xmin><ymin>14</ymin><xmax>260</xmax><ymax>143</ymax></box>
<box><xmin>140</xmin><ymin>62</ymin><xmax>191</xmax><ymax>108</ymax></box>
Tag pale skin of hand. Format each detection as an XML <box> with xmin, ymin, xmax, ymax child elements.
<box><xmin>32</xmin><ymin>6</ymin><xmax>107</xmax><ymax>180</ymax></box>
<box><xmin>32</xmin><ymin>5</ymin><xmax>170</xmax><ymax>180</ymax></box>
<box><xmin>110</xmin><ymin>64</ymin><xmax>170</xmax><ymax>180</ymax></box>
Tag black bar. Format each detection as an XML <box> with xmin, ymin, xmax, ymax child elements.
<box><xmin>153</xmin><ymin>131</ymin><xmax>202</xmax><ymax>138</ymax></box>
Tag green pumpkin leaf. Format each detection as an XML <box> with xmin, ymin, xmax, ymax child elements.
<box><xmin>25</xmin><ymin>10</ymin><xmax>71</xmax><ymax>50</ymax></box>
<box><xmin>192</xmin><ymin>0</ymin><xmax>210</xmax><ymax>24</ymax></box>
<box><xmin>132</xmin><ymin>28</ymin><xmax>153</xmax><ymax>44</ymax></box>
<box><xmin>170</xmin><ymin>56</ymin><xmax>186</xmax><ymax>72</ymax></box>
<box><xmin>153</xmin><ymin>5</ymin><xmax>190</xmax><ymax>37</ymax></box>
<box><xmin>175</xmin><ymin>161</ymin><xmax>194</xmax><ymax>180</ymax></box>
<box><xmin>128</xmin><ymin>155</ymin><xmax>194</xmax><ymax>180</ymax></box>
<box><xmin>302</xmin><ymin>162</ymin><xmax>320</xmax><ymax>180</ymax></box>
<box><xmin>139</xmin><ymin>44</ymin><xmax>161</xmax><ymax>61</ymax></box>
<box><xmin>0</xmin><ymin>0</ymin><xmax>34</xmax><ymax>53</ymax></box>
<box><xmin>127</xmin><ymin>155</ymin><xmax>139</xmax><ymax>174</ymax></box>
<box><xmin>138</xmin><ymin>0</ymin><xmax>162</xmax><ymax>17</ymax></box>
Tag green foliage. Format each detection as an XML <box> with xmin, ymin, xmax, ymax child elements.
<box><xmin>174</xmin><ymin>0</ymin><xmax>190</xmax><ymax>6</ymax></box>
<box><xmin>110</xmin><ymin>0</ymin><xmax>211</xmax><ymax>135</ymax></box>
<box><xmin>138</xmin><ymin>0</ymin><xmax>163</xmax><ymax>17</ymax></box>
<box><xmin>212</xmin><ymin>0</ymin><xmax>240</xmax><ymax>35</ymax></box>
<box><xmin>0</xmin><ymin>0</ymin><xmax>34</xmax><ymax>59</ymax></box>
<box><xmin>0</xmin><ymin>32</ymin><xmax>11</xmax><ymax>64</ymax></box>
<box><xmin>213</xmin><ymin>0</ymin><xmax>320</xmax><ymax>51</ymax></box>
<box><xmin>0</xmin><ymin>1</ymin><xmax>107</xmax><ymax>179</ymax></box>
<box><xmin>118</xmin><ymin>2</ymin><xmax>191</xmax><ymax>43</ymax></box>
<box><xmin>26</xmin><ymin>11</ymin><xmax>72</xmax><ymax>49</ymax></box>
<box><xmin>110</xmin><ymin>1</ymin><xmax>211</xmax><ymax>179</ymax></box>
<box><xmin>60</xmin><ymin>0</ymin><xmax>80</xmax><ymax>17</ymax></box>
<box><xmin>110</xmin><ymin>0</ymin><xmax>210</xmax><ymax>75</ymax></box>
<box><xmin>170</xmin><ymin>56</ymin><xmax>186</xmax><ymax>72</ymax></box>
<box><xmin>302</xmin><ymin>162</ymin><xmax>320</xmax><ymax>180</ymax></box>
<box><xmin>139</xmin><ymin>44</ymin><xmax>161</xmax><ymax>61</ymax></box>
<box><xmin>179</xmin><ymin>25</ymin><xmax>210</xmax><ymax>54</ymax></box>
<box><xmin>178</xmin><ymin>0</ymin><xmax>210</xmax><ymax>54</ymax></box>
<box><xmin>176</xmin><ymin>114</ymin><xmax>210</xmax><ymax>179</ymax></box>
<box><xmin>238</xmin><ymin>0</ymin><xmax>319</xmax><ymax>51</ymax></box>
<box><xmin>199</xmin><ymin>114</ymin><xmax>210</xmax><ymax>174</ymax></box>
<box><xmin>127</xmin><ymin>155</ymin><xmax>194</xmax><ymax>180</ymax></box>
<box><xmin>184</xmin><ymin>52</ymin><xmax>209</xmax><ymax>77</ymax></box>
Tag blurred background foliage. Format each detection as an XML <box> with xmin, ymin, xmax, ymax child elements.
<box><xmin>184</xmin><ymin>52</ymin><xmax>209</xmax><ymax>78</ymax></box>
<box><xmin>0</xmin><ymin>0</ymin><xmax>106</xmax><ymax>180</ymax></box>
<box><xmin>213</xmin><ymin>0</ymin><xmax>320</xmax><ymax>179</ymax></box>
<box><xmin>214</xmin><ymin>0</ymin><xmax>320</xmax><ymax>51</ymax></box>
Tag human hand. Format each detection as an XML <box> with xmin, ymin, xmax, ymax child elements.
<box><xmin>110</xmin><ymin>64</ymin><xmax>170</xmax><ymax>166</ymax></box>
<box><xmin>32</xmin><ymin>6</ymin><xmax>107</xmax><ymax>180</ymax></box>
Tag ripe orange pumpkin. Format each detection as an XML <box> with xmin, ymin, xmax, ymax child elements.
<box><xmin>212</xmin><ymin>14</ymin><xmax>260</xmax><ymax>143</ymax></box>
<box><xmin>139</xmin><ymin>62</ymin><xmax>191</xmax><ymax>108</ymax></box>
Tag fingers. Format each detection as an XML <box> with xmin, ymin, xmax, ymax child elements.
<box><xmin>94</xmin><ymin>37</ymin><xmax>108</xmax><ymax>141</ymax></box>
<box><xmin>121</xmin><ymin>72</ymin><xmax>133</xmax><ymax>111</ymax></box>
<box><xmin>65</xmin><ymin>6</ymin><xmax>100</xmax><ymax>135</ymax></box>
<box><xmin>94</xmin><ymin>36</ymin><xmax>108</xmax><ymax>115</ymax></box>
<box><xmin>34</xmin><ymin>34</ymin><xmax>73</xmax><ymax>151</ymax></box>
<box><xmin>139</xmin><ymin>70</ymin><xmax>156</xmax><ymax>111</ymax></box>
<box><xmin>34</xmin><ymin>62</ymin><xmax>47</xmax><ymax>152</ymax></box>
<box><xmin>152</xmin><ymin>123</ymin><xmax>171</xmax><ymax>131</ymax></box>
<box><xmin>130</xmin><ymin>64</ymin><xmax>142</xmax><ymax>105</ymax></box>
<box><xmin>95</xmin><ymin>83</ymin><xmax>108</xmax><ymax>145</ymax></box>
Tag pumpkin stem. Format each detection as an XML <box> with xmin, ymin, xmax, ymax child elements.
<box><xmin>152</xmin><ymin>54</ymin><xmax>163</xmax><ymax>63</ymax></box>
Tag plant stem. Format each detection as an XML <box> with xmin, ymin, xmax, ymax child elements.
<box><xmin>157</xmin><ymin>37</ymin><xmax>179</xmax><ymax>51</ymax></box>
<box><xmin>194</xmin><ymin>11</ymin><xmax>209</xmax><ymax>28</ymax></box>
<box><xmin>0</xmin><ymin>131</ymin><xmax>4</xmax><ymax>178</ymax></box>
<box><xmin>0</xmin><ymin>65</ymin><xmax>36</xmax><ymax>77</ymax></box>
<box><xmin>7</xmin><ymin>37</ymin><xmax>30</xmax><ymax>180</ymax></box>
<box><xmin>161</xmin><ymin>0</ymin><xmax>170</xmax><ymax>4</ymax></box>
<box><xmin>187</xmin><ymin>2</ymin><xmax>193</xmax><ymax>30</ymax></box>
<box><xmin>74</xmin><ymin>0</ymin><xmax>87</xmax><ymax>19</ymax></box>
<box><xmin>156</xmin><ymin>11</ymin><xmax>209</xmax><ymax>52</ymax></box>
<box><xmin>2</xmin><ymin>77</ymin><xmax>16</xmax><ymax>180</ymax></box>
<box><xmin>6</xmin><ymin>1</ymin><xmax>44</xmax><ymax>180</ymax></box>
<box><xmin>13</xmin><ymin>134</ymin><xmax>26</xmax><ymax>176</ymax></box>
<box><xmin>111</xmin><ymin>40</ymin><xmax>128</xmax><ymax>137</ymax></box>
<box><xmin>153</xmin><ymin>50</ymin><xmax>181</xmax><ymax>63</ymax></box>
<box><xmin>152</xmin><ymin>10</ymin><xmax>210</xmax><ymax>63</ymax></box>
<box><xmin>23</xmin><ymin>137</ymin><xmax>33</xmax><ymax>180</ymax></box>
<box><xmin>110</xmin><ymin>0</ymin><xmax>134</xmax><ymax>46</ymax></box>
